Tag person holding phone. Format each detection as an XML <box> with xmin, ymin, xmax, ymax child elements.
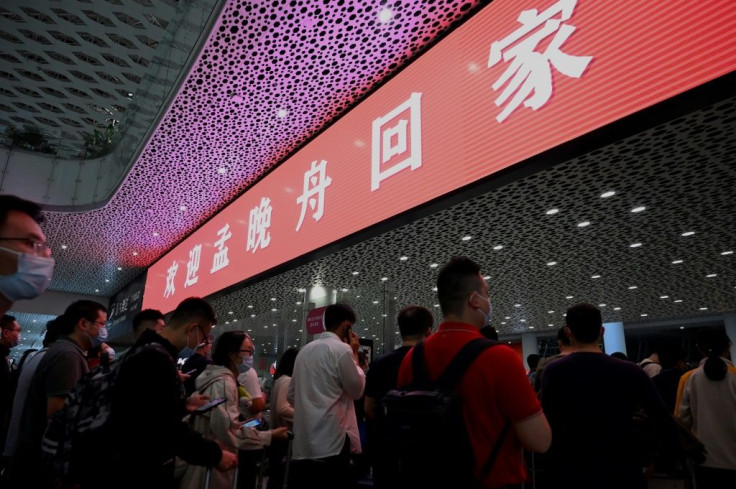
<box><xmin>180</xmin><ymin>331</ymin><xmax>288</xmax><ymax>489</ymax></box>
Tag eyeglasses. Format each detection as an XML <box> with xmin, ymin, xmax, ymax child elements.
<box><xmin>0</xmin><ymin>237</ymin><xmax>51</xmax><ymax>256</ymax></box>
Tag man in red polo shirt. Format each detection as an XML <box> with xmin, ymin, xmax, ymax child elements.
<box><xmin>397</xmin><ymin>257</ymin><xmax>551</xmax><ymax>488</ymax></box>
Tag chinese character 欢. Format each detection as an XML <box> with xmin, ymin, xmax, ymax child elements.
<box><xmin>211</xmin><ymin>223</ymin><xmax>233</xmax><ymax>272</ymax></box>
<box><xmin>296</xmin><ymin>160</ymin><xmax>332</xmax><ymax>232</ymax></box>
<box><xmin>247</xmin><ymin>198</ymin><xmax>272</xmax><ymax>253</ymax></box>
<box><xmin>371</xmin><ymin>92</ymin><xmax>423</xmax><ymax>191</ymax></box>
<box><xmin>184</xmin><ymin>244</ymin><xmax>202</xmax><ymax>287</ymax></box>
<box><xmin>488</xmin><ymin>0</ymin><xmax>592</xmax><ymax>122</ymax></box>
<box><xmin>164</xmin><ymin>261</ymin><xmax>178</xmax><ymax>298</ymax></box>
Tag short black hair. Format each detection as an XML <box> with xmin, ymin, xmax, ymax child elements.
<box><xmin>1</xmin><ymin>314</ymin><xmax>17</xmax><ymax>330</ymax></box>
<box><xmin>212</xmin><ymin>330</ymin><xmax>247</xmax><ymax>370</ymax></box>
<box><xmin>397</xmin><ymin>305</ymin><xmax>433</xmax><ymax>339</ymax></box>
<box><xmin>43</xmin><ymin>317</ymin><xmax>62</xmax><ymax>347</ymax></box>
<box><xmin>169</xmin><ymin>297</ymin><xmax>217</xmax><ymax>328</ymax></box>
<box><xmin>565</xmin><ymin>303</ymin><xmax>602</xmax><ymax>344</ymax></box>
<box><xmin>480</xmin><ymin>325</ymin><xmax>498</xmax><ymax>340</ymax></box>
<box><xmin>132</xmin><ymin>309</ymin><xmax>165</xmax><ymax>335</ymax></box>
<box><xmin>696</xmin><ymin>327</ymin><xmax>732</xmax><ymax>381</ymax></box>
<box><xmin>610</xmin><ymin>352</ymin><xmax>628</xmax><ymax>361</ymax></box>
<box><xmin>0</xmin><ymin>195</ymin><xmax>44</xmax><ymax>229</ymax></box>
<box><xmin>56</xmin><ymin>300</ymin><xmax>107</xmax><ymax>335</ymax></box>
<box><xmin>527</xmin><ymin>354</ymin><xmax>541</xmax><ymax>370</ymax></box>
<box><xmin>275</xmin><ymin>347</ymin><xmax>299</xmax><ymax>380</ymax></box>
<box><xmin>556</xmin><ymin>326</ymin><xmax>572</xmax><ymax>346</ymax></box>
<box><xmin>658</xmin><ymin>341</ymin><xmax>683</xmax><ymax>369</ymax></box>
<box><xmin>324</xmin><ymin>302</ymin><xmax>356</xmax><ymax>331</ymax></box>
<box><xmin>437</xmin><ymin>257</ymin><xmax>484</xmax><ymax>317</ymax></box>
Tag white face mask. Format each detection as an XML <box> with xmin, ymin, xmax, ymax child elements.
<box><xmin>0</xmin><ymin>247</ymin><xmax>55</xmax><ymax>301</ymax></box>
<box><xmin>477</xmin><ymin>293</ymin><xmax>493</xmax><ymax>327</ymax></box>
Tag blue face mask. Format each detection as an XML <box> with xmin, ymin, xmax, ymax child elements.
<box><xmin>91</xmin><ymin>325</ymin><xmax>108</xmax><ymax>349</ymax></box>
<box><xmin>180</xmin><ymin>326</ymin><xmax>202</xmax><ymax>358</ymax></box>
<box><xmin>0</xmin><ymin>247</ymin><xmax>55</xmax><ymax>301</ymax></box>
<box><xmin>242</xmin><ymin>355</ymin><xmax>254</xmax><ymax>371</ymax></box>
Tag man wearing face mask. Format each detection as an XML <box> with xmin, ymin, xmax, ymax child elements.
<box><xmin>288</xmin><ymin>302</ymin><xmax>365</xmax><ymax>489</ymax></box>
<box><xmin>397</xmin><ymin>257</ymin><xmax>551</xmax><ymax>489</ymax></box>
<box><xmin>105</xmin><ymin>297</ymin><xmax>237</xmax><ymax>489</ymax></box>
<box><xmin>0</xmin><ymin>315</ymin><xmax>22</xmax><ymax>452</ymax></box>
<box><xmin>7</xmin><ymin>300</ymin><xmax>107</xmax><ymax>489</ymax></box>
<box><xmin>0</xmin><ymin>195</ymin><xmax>55</xmax><ymax>316</ymax></box>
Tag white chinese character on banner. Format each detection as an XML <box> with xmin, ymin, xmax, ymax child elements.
<box><xmin>296</xmin><ymin>160</ymin><xmax>332</xmax><ymax>231</ymax></box>
<box><xmin>247</xmin><ymin>198</ymin><xmax>272</xmax><ymax>253</ymax></box>
<box><xmin>184</xmin><ymin>244</ymin><xmax>202</xmax><ymax>287</ymax></box>
<box><xmin>488</xmin><ymin>0</ymin><xmax>592</xmax><ymax>122</ymax></box>
<box><xmin>371</xmin><ymin>92</ymin><xmax>423</xmax><ymax>191</ymax></box>
<box><xmin>164</xmin><ymin>261</ymin><xmax>178</xmax><ymax>298</ymax></box>
<box><xmin>211</xmin><ymin>223</ymin><xmax>233</xmax><ymax>272</ymax></box>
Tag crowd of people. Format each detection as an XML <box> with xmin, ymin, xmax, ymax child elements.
<box><xmin>1</xmin><ymin>194</ymin><xmax>735</xmax><ymax>489</ymax></box>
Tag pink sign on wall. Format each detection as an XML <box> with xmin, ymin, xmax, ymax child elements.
<box><xmin>306</xmin><ymin>307</ymin><xmax>327</xmax><ymax>335</ymax></box>
<box><xmin>143</xmin><ymin>0</ymin><xmax>736</xmax><ymax>312</ymax></box>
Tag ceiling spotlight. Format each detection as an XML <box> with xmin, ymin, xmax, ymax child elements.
<box><xmin>706</xmin><ymin>274</ymin><xmax>717</xmax><ymax>278</ymax></box>
<box><xmin>528</xmin><ymin>326</ymin><xmax>534</xmax><ymax>329</ymax></box>
<box><xmin>430</xmin><ymin>263</ymin><xmax>438</xmax><ymax>268</ymax></box>
<box><xmin>271</xmin><ymin>297</ymin><xmax>276</xmax><ymax>301</ymax></box>
<box><xmin>217</xmin><ymin>167</ymin><xmax>227</xmax><ymax>175</ymax></box>
<box><xmin>599</xmin><ymin>304</ymin><xmax>606</xmax><ymax>307</ymax></box>
<box><xmin>381</xmin><ymin>277</ymin><xmax>388</xmax><ymax>281</ymax></box>
<box><xmin>566</xmin><ymin>296</ymin><xmax>573</xmax><ymax>299</ymax></box>
<box><xmin>483</xmin><ymin>275</ymin><xmax>491</xmax><ymax>280</ymax></box>
<box><xmin>378</xmin><ymin>7</ymin><xmax>393</xmax><ymax>23</ymax></box>
<box><xmin>660</xmin><ymin>295</ymin><xmax>669</xmax><ymax>299</ymax></box>
<box><xmin>631</xmin><ymin>206</ymin><xmax>646</xmax><ymax>213</ymax></box>
<box><xmin>372</xmin><ymin>300</ymin><xmax>379</xmax><ymax>304</ymax></box>
<box><xmin>672</xmin><ymin>260</ymin><xmax>684</xmax><ymax>264</ymax></box>
<box><xmin>547</xmin><ymin>261</ymin><xmax>557</xmax><ymax>266</ymax></box>
<box><xmin>674</xmin><ymin>299</ymin><xmax>683</xmax><ymax>303</ymax></box>
<box><xmin>493</xmin><ymin>245</ymin><xmax>503</xmax><ymax>251</ymax></box>
<box><xmin>399</xmin><ymin>256</ymin><xmax>408</xmax><ymax>261</ymax></box>
<box><xmin>296</xmin><ymin>301</ymin><xmax>302</xmax><ymax>305</ymax></box>
<box><xmin>434</xmin><ymin>304</ymin><xmax>440</xmax><ymax>308</ymax></box>
<box><xmin>514</xmin><ymin>304</ymin><xmax>521</xmax><ymax>308</ymax></box>
<box><xmin>699</xmin><ymin>307</ymin><xmax>708</xmax><ymax>311</ymax></box>
<box><xmin>352</xmin><ymin>271</ymin><xmax>359</xmax><ymax>275</ymax></box>
<box><xmin>105</xmin><ymin>279</ymin><xmax>110</xmax><ymax>283</ymax></box>
<box><xmin>95</xmin><ymin>289</ymin><xmax>99</xmax><ymax>292</ymax></box>
<box><xmin>153</xmin><ymin>232</ymin><xmax>159</xmax><ymax>237</ymax></box>
<box><xmin>548</xmin><ymin>310</ymin><xmax>554</xmax><ymax>314</ymax></box>
<box><xmin>600</xmin><ymin>191</ymin><xmax>616</xmax><ymax>198</ymax></box>
<box><xmin>722</xmin><ymin>250</ymin><xmax>734</xmax><ymax>255</ymax></box>
<box><xmin>578</xmin><ymin>221</ymin><xmax>591</xmax><ymax>227</ymax></box>
<box><xmin>277</xmin><ymin>109</ymin><xmax>288</xmax><ymax>118</ymax></box>
<box><xmin>247</xmin><ymin>305</ymin><xmax>253</xmax><ymax>308</ymax></box>
<box><xmin>228</xmin><ymin>311</ymin><xmax>233</xmax><ymax>315</ymax></box>
<box><xmin>591</xmin><ymin>275</ymin><xmax>601</xmax><ymax>279</ymax></box>
<box><xmin>546</xmin><ymin>208</ymin><xmax>559</xmax><ymax>215</ymax></box>
<box><xmin>630</xmin><ymin>243</ymin><xmax>642</xmax><ymax>248</ymax></box>
<box><xmin>432</xmin><ymin>287</ymin><xmax>438</xmax><ymax>292</ymax></box>
<box><xmin>628</xmin><ymin>285</ymin><xmax>637</xmax><ymax>289</ymax></box>
<box><xmin>613</xmin><ymin>307</ymin><xmax>621</xmax><ymax>311</ymax></box>
<box><xmin>117</xmin><ymin>267</ymin><xmax>122</xmax><ymax>271</ymax></box>
<box><xmin>549</xmin><ymin>324</ymin><xmax>554</xmax><ymax>327</ymax></box>
<box><xmin>341</xmin><ymin>288</ymin><xmax>349</xmax><ymax>292</ymax></box>
<box><xmin>61</xmin><ymin>244</ymin><xmax>68</xmax><ymax>250</ymax></box>
<box><xmin>681</xmin><ymin>231</ymin><xmax>695</xmax><ymax>236</ymax></box>
<box><xmin>179</xmin><ymin>205</ymin><xmax>187</xmax><ymax>211</ymax></box>
<box><xmin>461</xmin><ymin>235</ymin><xmax>472</xmax><ymax>241</ymax></box>
<box><xmin>679</xmin><ymin>326</ymin><xmax>685</xmax><ymax>330</ymax></box>
<box><xmin>641</xmin><ymin>313</ymin><xmax>648</xmax><ymax>317</ymax></box>
<box><xmin>132</xmin><ymin>251</ymin><xmax>139</xmax><ymax>256</ymax></box>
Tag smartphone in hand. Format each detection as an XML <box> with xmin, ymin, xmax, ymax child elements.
<box><xmin>193</xmin><ymin>397</ymin><xmax>226</xmax><ymax>413</ymax></box>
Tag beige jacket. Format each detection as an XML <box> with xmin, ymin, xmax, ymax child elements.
<box><xmin>179</xmin><ymin>365</ymin><xmax>272</xmax><ymax>489</ymax></box>
<box><xmin>675</xmin><ymin>357</ymin><xmax>736</xmax><ymax>470</ymax></box>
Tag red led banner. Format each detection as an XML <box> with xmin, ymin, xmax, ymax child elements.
<box><xmin>144</xmin><ymin>0</ymin><xmax>736</xmax><ymax>312</ymax></box>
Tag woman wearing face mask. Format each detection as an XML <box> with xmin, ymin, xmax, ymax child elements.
<box><xmin>180</xmin><ymin>331</ymin><xmax>288</xmax><ymax>489</ymax></box>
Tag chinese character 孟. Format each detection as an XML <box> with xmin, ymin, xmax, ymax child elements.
<box><xmin>488</xmin><ymin>0</ymin><xmax>593</xmax><ymax>122</ymax></box>
<box><xmin>247</xmin><ymin>198</ymin><xmax>272</xmax><ymax>253</ymax></box>
<box><xmin>211</xmin><ymin>223</ymin><xmax>233</xmax><ymax>272</ymax></box>
<box><xmin>184</xmin><ymin>244</ymin><xmax>202</xmax><ymax>287</ymax></box>
<box><xmin>371</xmin><ymin>92</ymin><xmax>423</xmax><ymax>191</ymax></box>
<box><xmin>296</xmin><ymin>160</ymin><xmax>332</xmax><ymax>232</ymax></box>
<box><xmin>164</xmin><ymin>261</ymin><xmax>178</xmax><ymax>298</ymax></box>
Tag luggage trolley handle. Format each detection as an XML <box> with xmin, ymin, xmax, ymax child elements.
<box><xmin>203</xmin><ymin>465</ymin><xmax>239</xmax><ymax>489</ymax></box>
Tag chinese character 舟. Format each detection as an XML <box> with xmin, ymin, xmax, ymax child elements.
<box><xmin>247</xmin><ymin>198</ymin><xmax>272</xmax><ymax>253</ymax></box>
<box><xmin>296</xmin><ymin>160</ymin><xmax>332</xmax><ymax>232</ymax></box>
<box><xmin>371</xmin><ymin>92</ymin><xmax>423</xmax><ymax>191</ymax></box>
<box><xmin>488</xmin><ymin>0</ymin><xmax>593</xmax><ymax>122</ymax></box>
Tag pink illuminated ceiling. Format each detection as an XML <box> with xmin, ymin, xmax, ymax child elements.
<box><xmin>41</xmin><ymin>0</ymin><xmax>491</xmax><ymax>295</ymax></box>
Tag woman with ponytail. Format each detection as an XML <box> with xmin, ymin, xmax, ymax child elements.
<box><xmin>675</xmin><ymin>327</ymin><xmax>736</xmax><ymax>488</ymax></box>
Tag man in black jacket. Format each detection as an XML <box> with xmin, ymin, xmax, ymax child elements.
<box><xmin>106</xmin><ymin>297</ymin><xmax>237</xmax><ymax>489</ymax></box>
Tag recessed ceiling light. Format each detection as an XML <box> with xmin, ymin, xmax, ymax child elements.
<box><xmin>399</xmin><ymin>256</ymin><xmax>408</xmax><ymax>261</ymax></box>
<box><xmin>277</xmin><ymin>109</ymin><xmax>288</xmax><ymax>118</ymax></box>
<box><xmin>247</xmin><ymin>305</ymin><xmax>253</xmax><ymax>308</ymax></box>
<box><xmin>432</xmin><ymin>287</ymin><xmax>438</xmax><ymax>292</ymax></box>
<box><xmin>681</xmin><ymin>231</ymin><xmax>695</xmax><ymax>236</ymax></box>
<box><xmin>578</xmin><ymin>221</ymin><xmax>591</xmax><ymax>227</ymax></box>
<box><xmin>699</xmin><ymin>307</ymin><xmax>708</xmax><ymax>311</ymax></box>
<box><xmin>628</xmin><ymin>285</ymin><xmax>637</xmax><ymax>289</ymax></box>
<box><xmin>493</xmin><ymin>245</ymin><xmax>503</xmax><ymax>251</ymax></box>
<box><xmin>117</xmin><ymin>267</ymin><xmax>122</xmax><ymax>271</ymax></box>
<box><xmin>520</xmin><ymin>319</ymin><xmax>526</xmax><ymax>323</ymax></box>
<box><xmin>378</xmin><ymin>7</ymin><xmax>393</xmax><ymax>23</ymax></box>
<box><xmin>591</xmin><ymin>275</ymin><xmax>601</xmax><ymax>279</ymax></box>
<box><xmin>501</xmin><ymin>322</ymin><xmax>506</xmax><ymax>325</ymax></box>
<box><xmin>153</xmin><ymin>232</ymin><xmax>159</xmax><ymax>237</ymax></box>
<box><xmin>271</xmin><ymin>308</ymin><xmax>277</xmax><ymax>312</ymax></box>
<box><xmin>296</xmin><ymin>301</ymin><xmax>302</xmax><ymax>305</ymax></box>
<box><xmin>614</xmin><ymin>307</ymin><xmax>621</xmax><ymax>311</ymax></box>
<box><xmin>722</xmin><ymin>250</ymin><xmax>734</xmax><ymax>255</ymax></box>
<box><xmin>61</xmin><ymin>244</ymin><xmax>68</xmax><ymax>250</ymax></box>
<box><xmin>641</xmin><ymin>313</ymin><xmax>648</xmax><ymax>317</ymax></box>
<box><xmin>429</xmin><ymin>263</ymin><xmax>438</xmax><ymax>268</ymax></box>
<box><xmin>548</xmin><ymin>310</ymin><xmax>554</xmax><ymax>314</ymax></box>
<box><xmin>434</xmin><ymin>304</ymin><xmax>440</xmax><ymax>308</ymax></box>
<box><xmin>674</xmin><ymin>299</ymin><xmax>683</xmax><ymax>303</ymax></box>
<box><xmin>630</xmin><ymin>243</ymin><xmax>642</xmax><ymax>248</ymax></box>
<box><xmin>599</xmin><ymin>304</ymin><xmax>606</xmax><ymax>307</ymax></box>
<box><xmin>95</xmin><ymin>289</ymin><xmax>99</xmax><ymax>292</ymax></box>
<box><xmin>217</xmin><ymin>167</ymin><xmax>227</xmax><ymax>175</ymax></box>
<box><xmin>228</xmin><ymin>311</ymin><xmax>233</xmax><ymax>315</ymax></box>
<box><xmin>706</xmin><ymin>274</ymin><xmax>717</xmax><ymax>278</ymax></box>
<box><xmin>672</xmin><ymin>260</ymin><xmax>684</xmax><ymax>264</ymax></box>
<box><xmin>549</xmin><ymin>324</ymin><xmax>554</xmax><ymax>327</ymax></box>
<box><xmin>547</xmin><ymin>261</ymin><xmax>557</xmax><ymax>266</ymax></box>
<box><xmin>341</xmin><ymin>288</ymin><xmax>348</xmax><ymax>292</ymax></box>
<box><xmin>461</xmin><ymin>235</ymin><xmax>472</xmax><ymax>241</ymax></box>
<box><xmin>600</xmin><ymin>191</ymin><xmax>616</xmax><ymax>198</ymax></box>
<box><xmin>504</xmin><ymin>316</ymin><xmax>510</xmax><ymax>320</ymax></box>
<box><xmin>566</xmin><ymin>296</ymin><xmax>573</xmax><ymax>299</ymax></box>
<box><xmin>679</xmin><ymin>326</ymin><xmax>685</xmax><ymax>330</ymax></box>
<box><xmin>250</xmin><ymin>314</ymin><xmax>255</xmax><ymax>318</ymax></box>
<box><xmin>514</xmin><ymin>304</ymin><xmax>521</xmax><ymax>308</ymax></box>
<box><xmin>271</xmin><ymin>297</ymin><xmax>276</xmax><ymax>301</ymax></box>
<box><xmin>352</xmin><ymin>271</ymin><xmax>359</xmax><ymax>275</ymax></box>
<box><xmin>528</xmin><ymin>326</ymin><xmax>534</xmax><ymax>329</ymax></box>
<box><xmin>482</xmin><ymin>275</ymin><xmax>491</xmax><ymax>280</ymax></box>
<box><xmin>631</xmin><ymin>206</ymin><xmax>646</xmax><ymax>213</ymax></box>
<box><xmin>373</xmin><ymin>300</ymin><xmax>379</xmax><ymax>304</ymax></box>
<box><xmin>660</xmin><ymin>295</ymin><xmax>669</xmax><ymax>299</ymax></box>
<box><xmin>381</xmin><ymin>277</ymin><xmax>388</xmax><ymax>281</ymax></box>
<box><xmin>546</xmin><ymin>208</ymin><xmax>559</xmax><ymax>215</ymax></box>
<box><xmin>179</xmin><ymin>205</ymin><xmax>187</xmax><ymax>211</ymax></box>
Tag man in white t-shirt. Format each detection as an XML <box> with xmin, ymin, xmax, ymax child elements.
<box><xmin>288</xmin><ymin>303</ymin><xmax>365</xmax><ymax>489</ymax></box>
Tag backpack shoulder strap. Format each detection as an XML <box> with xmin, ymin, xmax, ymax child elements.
<box><xmin>437</xmin><ymin>338</ymin><xmax>498</xmax><ymax>389</ymax></box>
<box><xmin>410</xmin><ymin>341</ymin><xmax>431</xmax><ymax>387</ymax></box>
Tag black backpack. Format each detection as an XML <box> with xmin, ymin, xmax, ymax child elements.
<box><xmin>380</xmin><ymin>338</ymin><xmax>510</xmax><ymax>489</ymax></box>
